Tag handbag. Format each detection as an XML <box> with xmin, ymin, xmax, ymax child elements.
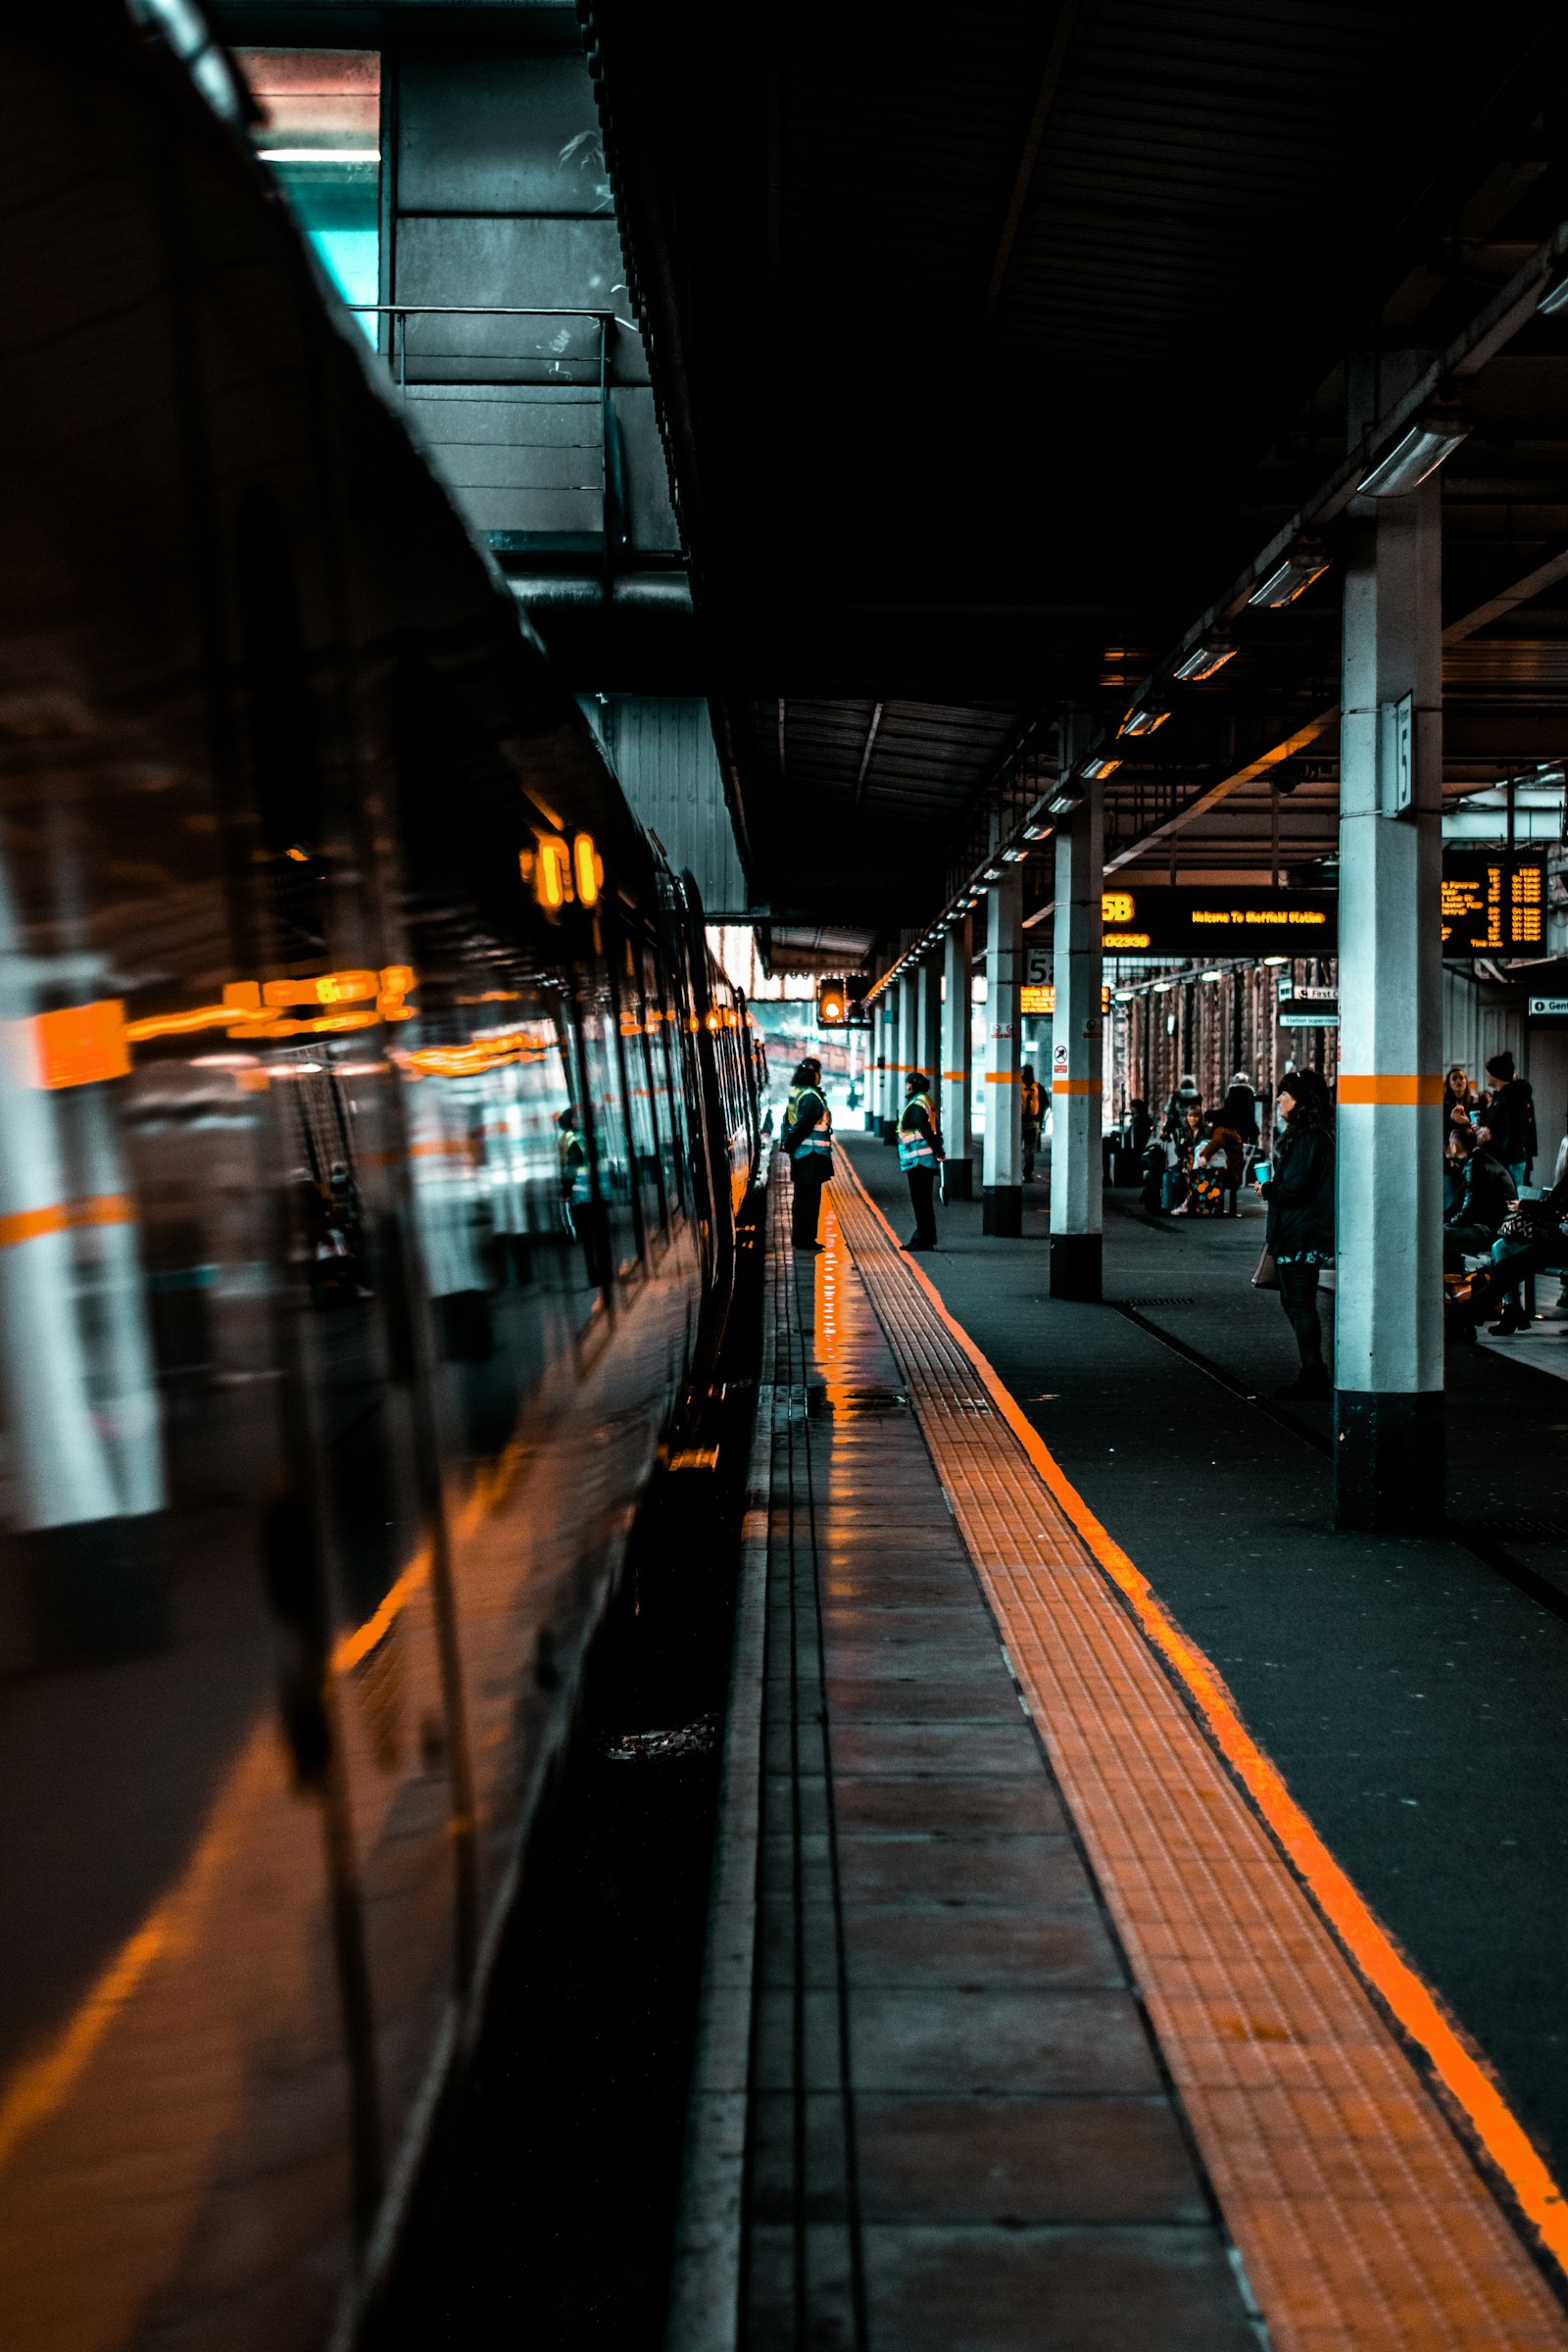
<box><xmin>1251</xmin><ymin>1247</ymin><xmax>1279</xmax><ymax>1291</ymax></box>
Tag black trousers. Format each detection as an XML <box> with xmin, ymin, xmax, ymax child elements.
<box><xmin>791</xmin><ymin>1165</ymin><xmax>827</xmax><ymax>1247</ymax></box>
<box><xmin>1444</xmin><ymin>1222</ymin><xmax>1495</xmax><ymax>1272</ymax></box>
<box><xmin>1277</xmin><ymin>1259</ymin><xmax>1324</xmax><ymax>1368</ymax></box>
<box><xmin>906</xmin><ymin>1166</ymin><xmax>938</xmax><ymax>1246</ymax></box>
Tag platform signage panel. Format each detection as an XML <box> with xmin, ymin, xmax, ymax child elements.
<box><xmin>1098</xmin><ymin>887</ymin><xmax>1337</xmax><ymax>955</ymax></box>
<box><xmin>1441</xmin><ymin>853</ymin><xmax>1546</xmax><ymax>952</ymax></box>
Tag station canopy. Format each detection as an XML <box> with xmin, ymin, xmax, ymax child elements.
<box><xmin>583</xmin><ymin>0</ymin><xmax>1568</xmax><ymax>945</ymax></box>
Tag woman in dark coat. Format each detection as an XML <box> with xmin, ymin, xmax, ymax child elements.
<box><xmin>1256</xmin><ymin>1067</ymin><xmax>1335</xmax><ymax>1398</ymax></box>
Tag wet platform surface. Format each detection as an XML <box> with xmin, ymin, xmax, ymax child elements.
<box><xmin>845</xmin><ymin>1135</ymin><xmax>1568</xmax><ymax>2198</ymax></box>
<box><xmin>740</xmin><ymin>1186</ymin><xmax>1253</xmax><ymax>2350</ymax></box>
<box><xmin>669</xmin><ymin>1156</ymin><xmax>1568</xmax><ymax>2352</ymax></box>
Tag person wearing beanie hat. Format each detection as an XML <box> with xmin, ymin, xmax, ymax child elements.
<box><xmin>898</xmin><ymin>1071</ymin><xmax>944</xmax><ymax>1250</ymax></box>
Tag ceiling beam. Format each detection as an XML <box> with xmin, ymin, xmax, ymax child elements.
<box><xmin>1444</xmin><ymin>533</ymin><xmax>1568</xmax><ymax>644</ymax></box>
<box><xmin>1103</xmin><ymin>710</ymin><xmax>1339</xmax><ymax>874</ymax></box>
<box><xmin>982</xmin><ymin>0</ymin><xmax>1082</xmax><ymax>322</ymax></box>
<box><xmin>852</xmin><ymin>701</ymin><xmax>885</xmax><ymax>806</ymax></box>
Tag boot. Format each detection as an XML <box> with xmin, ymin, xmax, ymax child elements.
<box><xmin>1487</xmin><ymin>1302</ymin><xmax>1529</xmax><ymax>1336</ymax></box>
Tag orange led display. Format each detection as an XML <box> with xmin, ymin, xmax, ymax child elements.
<box><xmin>31</xmin><ymin>999</ymin><xmax>130</xmax><ymax>1089</ymax></box>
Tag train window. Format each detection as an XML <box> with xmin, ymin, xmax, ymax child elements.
<box><xmin>574</xmin><ymin>962</ymin><xmax>640</xmax><ymax>1282</ymax></box>
<box><xmin>617</xmin><ymin>942</ymin><xmax>668</xmax><ymax>1248</ymax></box>
<box><xmin>235</xmin><ymin>492</ymin><xmax>328</xmax><ymax>959</ymax></box>
<box><xmin>643</xmin><ymin>942</ymin><xmax>687</xmax><ymax>1216</ymax></box>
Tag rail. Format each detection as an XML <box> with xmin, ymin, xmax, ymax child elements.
<box><xmin>347</xmin><ymin>305</ymin><xmax>642</xmax><ymax>552</ymax></box>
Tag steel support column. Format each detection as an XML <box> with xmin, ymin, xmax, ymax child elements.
<box><xmin>878</xmin><ymin>995</ymin><xmax>898</xmax><ymax>1142</ymax></box>
<box><xmin>896</xmin><ymin>970</ymin><xmax>917</xmax><ymax>1136</ymax></box>
<box><xmin>1335</xmin><ymin>474</ymin><xmax>1444</xmax><ymax>1531</ymax></box>
<box><xmin>942</xmin><ymin>918</ymin><xmax>973</xmax><ymax>1199</ymax></box>
<box><xmin>1050</xmin><ymin>760</ymin><xmax>1104</xmax><ymax>1298</ymax></box>
<box><xmin>915</xmin><ymin>957</ymin><xmax>942</xmax><ymax>1095</ymax></box>
<box><xmin>982</xmin><ymin>870</ymin><xmax>1023</xmax><ymax>1234</ymax></box>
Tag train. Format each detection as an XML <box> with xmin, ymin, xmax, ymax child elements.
<box><xmin>0</xmin><ymin>12</ymin><xmax>763</xmax><ymax>2349</ymax></box>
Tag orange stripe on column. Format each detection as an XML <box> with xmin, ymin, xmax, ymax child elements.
<box><xmin>0</xmin><ymin>1195</ymin><xmax>134</xmax><ymax>1250</ymax></box>
<box><xmin>1052</xmin><ymin>1077</ymin><xmax>1102</xmax><ymax>1095</ymax></box>
<box><xmin>1338</xmin><ymin>1072</ymin><xmax>1444</xmax><ymax>1105</ymax></box>
<box><xmin>983</xmin><ymin>1071</ymin><xmax>1018</xmax><ymax>1085</ymax></box>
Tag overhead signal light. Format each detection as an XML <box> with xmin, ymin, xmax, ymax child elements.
<box><xmin>1249</xmin><ymin>542</ymin><xmax>1330</xmax><ymax>609</ymax></box>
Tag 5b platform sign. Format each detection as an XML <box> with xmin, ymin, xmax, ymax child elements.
<box><xmin>1098</xmin><ymin>887</ymin><xmax>1337</xmax><ymax>955</ymax></box>
<box><xmin>1441</xmin><ymin>854</ymin><xmax>1546</xmax><ymax>953</ymax></box>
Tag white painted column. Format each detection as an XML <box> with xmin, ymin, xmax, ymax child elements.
<box><xmin>942</xmin><ymin>918</ymin><xmax>973</xmax><ymax>1199</ymax></box>
<box><xmin>982</xmin><ymin>870</ymin><xmax>1023</xmax><ymax>1233</ymax></box>
<box><xmin>878</xmin><ymin>994</ymin><xmax>898</xmax><ymax>1141</ymax></box>
<box><xmin>915</xmin><ymin>956</ymin><xmax>942</xmax><ymax>1095</ymax></box>
<box><xmin>1336</xmin><ymin>470</ymin><xmax>1444</xmax><ymax>1530</ymax></box>
<box><xmin>895</xmin><ymin>970</ymin><xmax>917</xmax><ymax>1138</ymax></box>
<box><xmin>1049</xmin><ymin>754</ymin><xmax>1104</xmax><ymax>1298</ymax></box>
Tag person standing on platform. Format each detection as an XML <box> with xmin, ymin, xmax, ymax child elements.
<box><xmin>1254</xmin><ymin>1067</ymin><xmax>1335</xmax><ymax>1399</ymax></box>
<box><xmin>898</xmin><ymin>1070</ymin><xmax>944</xmax><ymax>1251</ymax></box>
<box><xmin>1480</xmin><ymin>1051</ymin><xmax>1537</xmax><ymax>1191</ymax></box>
<box><xmin>1220</xmin><ymin>1071</ymin><xmax>1259</xmax><ymax>1150</ymax></box>
<box><xmin>781</xmin><ymin>1057</ymin><xmax>832</xmax><ymax>1253</ymax></box>
<box><xmin>1019</xmin><ymin>1064</ymin><xmax>1043</xmax><ymax>1181</ymax></box>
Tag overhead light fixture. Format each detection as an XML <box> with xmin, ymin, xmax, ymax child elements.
<box><xmin>1081</xmin><ymin>756</ymin><xmax>1121</xmax><ymax>780</ymax></box>
<box><xmin>1249</xmin><ymin>542</ymin><xmax>1330</xmax><ymax>609</ymax></box>
<box><xmin>1200</xmin><ymin>969</ymin><xmax>1224</xmax><ymax>983</ymax></box>
<box><xmin>1022</xmin><ymin>804</ymin><xmax>1054</xmax><ymax>839</ymax></box>
<box><xmin>1172</xmin><ymin>634</ymin><xmax>1236</xmax><ymax>682</ymax></box>
<box><xmin>1539</xmin><ymin>268</ymin><xmax>1568</xmax><ymax>318</ymax></box>
<box><xmin>1119</xmin><ymin>695</ymin><xmax>1170</xmax><ymax>737</ymax></box>
<box><xmin>1358</xmin><ymin>401</ymin><xmax>1471</xmax><ymax>499</ymax></box>
<box><xmin>1046</xmin><ymin>786</ymin><xmax>1084</xmax><ymax>814</ymax></box>
<box><xmin>982</xmin><ymin>865</ymin><xmax>1004</xmax><ymax>882</ymax></box>
<box><xmin>1002</xmin><ymin>846</ymin><xmax>1028</xmax><ymax>862</ymax></box>
<box><xmin>1262</xmin><ymin>955</ymin><xmax>1289</xmax><ymax>967</ymax></box>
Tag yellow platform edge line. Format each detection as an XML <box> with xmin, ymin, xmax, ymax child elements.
<box><xmin>836</xmin><ymin>1154</ymin><xmax>1568</xmax><ymax>2279</ymax></box>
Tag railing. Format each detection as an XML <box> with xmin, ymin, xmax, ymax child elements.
<box><xmin>348</xmin><ymin>305</ymin><xmax>635</xmax><ymax>553</ymax></box>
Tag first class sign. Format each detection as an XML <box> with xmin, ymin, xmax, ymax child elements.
<box><xmin>1099</xmin><ymin>888</ymin><xmax>1337</xmax><ymax>954</ymax></box>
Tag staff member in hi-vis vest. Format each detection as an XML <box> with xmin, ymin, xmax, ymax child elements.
<box><xmin>898</xmin><ymin>1071</ymin><xmax>944</xmax><ymax>1251</ymax></box>
<box><xmin>781</xmin><ymin>1057</ymin><xmax>833</xmax><ymax>1253</ymax></box>
<box><xmin>1019</xmin><ymin>1064</ymin><xmax>1043</xmax><ymax>1181</ymax></box>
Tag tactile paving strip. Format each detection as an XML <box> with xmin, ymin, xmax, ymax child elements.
<box><xmin>832</xmin><ymin>1160</ymin><xmax>1568</xmax><ymax>2352</ymax></box>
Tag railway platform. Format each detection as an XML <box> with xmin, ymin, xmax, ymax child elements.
<box><xmin>667</xmin><ymin>1151</ymin><xmax>1568</xmax><ymax>2352</ymax></box>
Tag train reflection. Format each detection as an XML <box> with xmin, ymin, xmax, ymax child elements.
<box><xmin>0</xmin><ymin>16</ymin><xmax>762</xmax><ymax>2350</ymax></box>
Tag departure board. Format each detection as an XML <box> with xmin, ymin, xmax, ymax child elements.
<box><xmin>1095</xmin><ymin>886</ymin><xmax>1337</xmax><ymax>955</ymax></box>
<box><xmin>1441</xmin><ymin>854</ymin><xmax>1546</xmax><ymax>952</ymax></box>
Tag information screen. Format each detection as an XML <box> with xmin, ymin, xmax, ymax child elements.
<box><xmin>1440</xmin><ymin>854</ymin><xmax>1546</xmax><ymax>952</ymax></box>
<box><xmin>1096</xmin><ymin>887</ymin><xmax>1337</xmax><ymax>955</ymax></box>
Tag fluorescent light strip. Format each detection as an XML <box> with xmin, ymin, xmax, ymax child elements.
<box><xmin>258</xmin><ymin>147</ymin><xmax>382</xmax><ymax>163</ymax></box>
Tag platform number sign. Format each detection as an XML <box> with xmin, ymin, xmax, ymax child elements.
<box><xmin>1021</xmin><ymin>946</ymin><xmax>1054</xmax><ymax>1016</ymax></box>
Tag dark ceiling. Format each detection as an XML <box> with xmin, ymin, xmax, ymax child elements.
<box><xmin>585</xmin><ymin>0</ymin><xmax>1568</xmax><ymax>940</ymax></box>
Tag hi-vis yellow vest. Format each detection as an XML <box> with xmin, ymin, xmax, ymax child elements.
<box><xmin>898</xmin><ymin>1093</ymin><xmax>937</xmax><ymax>1170</ymax></box>
<box><xmin>786</xmin><ymin>1085</ymin><xmax>832</xmax><ymax>1158</ymax></box>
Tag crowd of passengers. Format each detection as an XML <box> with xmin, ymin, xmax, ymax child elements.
<box><xmin>1112</xmin><ymin>1050</ymin><xmax>1568</xmax><ymax>1393</ymax></box>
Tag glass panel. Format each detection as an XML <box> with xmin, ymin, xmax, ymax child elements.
<box><xmin>574</xmin><ymin>966</ymin><xmax>639</xmax><ymax>1282</ymax></box>
<box><xmin>237</xmin><ymin>51</ymin><xmax>381</xmax><ymax>340</ymax></box>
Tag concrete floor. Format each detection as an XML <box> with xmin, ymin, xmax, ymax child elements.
<box><xmin>844</xmin><ymin>1134</ymin><xmax>1568</xmax><ymax>2193</ymax></box>
<box><xmin>739</xmin><ymin>1187</ymin><xmax>1256</xmax><ymax>2350</ymax></box>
